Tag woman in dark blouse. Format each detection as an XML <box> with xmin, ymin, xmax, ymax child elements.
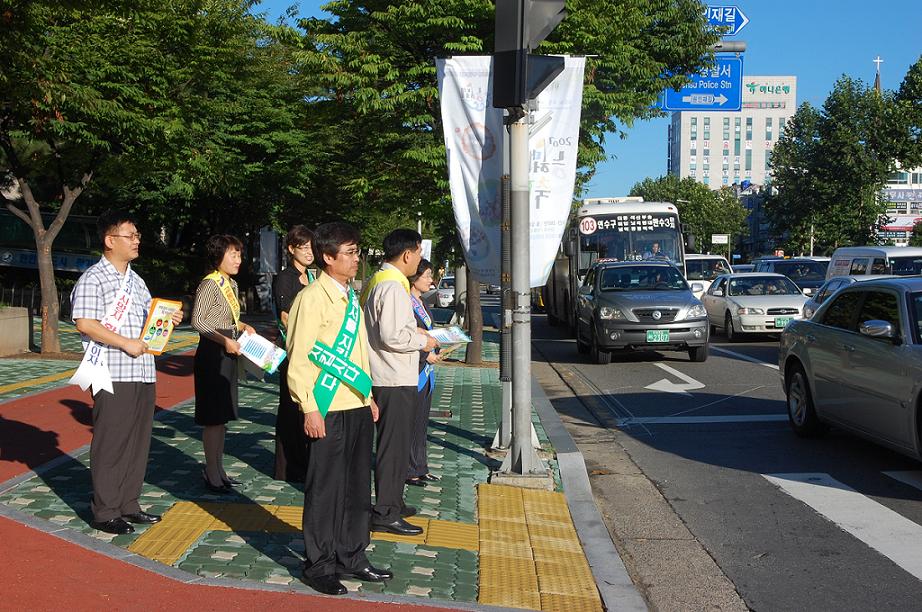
<box><xmin>406</xmin><ymin>258</ymin><xmax>441</xmax><ymax>487</ymax></box>
<box><xmin>272</xmin><ymin>225</ymin><xmax>316</xmax><ymax>482</ymax></box>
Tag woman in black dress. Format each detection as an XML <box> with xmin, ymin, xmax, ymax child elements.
<box><xmin>406</xmin><ymin>259</ymin><xmax>441</xmax><ymax>487</ymax></box>
<box><xmin>192</xmin><ymin>234</ymin><xmax>255</xmax><ymax>493</ymax></box>
<box><xmin>272</xmin><ymin>225</ymin><xmax>316</xmax><ymax>482</ymax></box>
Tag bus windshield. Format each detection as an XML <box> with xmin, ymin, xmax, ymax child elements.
<box><xmin>578</xmin><ymin>213</ymin><xmax>683</xmax><ymax>273</ymax></box>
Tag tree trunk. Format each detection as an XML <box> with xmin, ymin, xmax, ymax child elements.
<box><xmin>36</xmin><ymin>237</ymin><xmax>62</xmax><ymax>353</ymax></box>
<box><xmin>465</xmin><ymin>266</ymin><xmax>482</xmax><ymax>365</ymax></box>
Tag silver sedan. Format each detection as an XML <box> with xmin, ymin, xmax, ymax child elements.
<box><xmin>701</xmin><ymin>273</ymin><xmax>808</xmax><ymax>341</ymax></box>
<box><xmin>779</xmin><ymin>278</ymin><xmax>922</xmax><ymax>460</ymax></box>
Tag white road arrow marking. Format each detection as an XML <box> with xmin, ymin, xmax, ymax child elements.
<box><xmin>644</xmin><ymin>363</ymin><xmax>705</xmax><ymax>396</ymax></box>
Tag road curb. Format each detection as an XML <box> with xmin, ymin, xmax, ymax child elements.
<box><xmin>531</xmin><ymin>376</ymin><xmax>648</xmax><ymax>612</ymax></box>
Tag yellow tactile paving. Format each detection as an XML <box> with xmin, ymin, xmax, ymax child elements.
<box><xmin>129</xmin><ymin>501</ymin><xmax>481</xmax><ymax>567</ymax></box>
<box><xmin>477</xmin><ymin>484</ymin><xmax>603</xmax><ymax>612</ymax></box>
<box><xmin>0</xmin><ymin>369</ymin><xmax>77</xmax><ymax>395</ymax></box>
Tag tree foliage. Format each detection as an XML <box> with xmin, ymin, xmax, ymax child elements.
<box><xmin>766</xmin><ymin>61</ymin><xmax>922</xmax><ymax>254</ymax></box>
<box><xmin>629</xmin><ymin>174</ymin><xmax>749</xmax><ymax>252</ymax></box>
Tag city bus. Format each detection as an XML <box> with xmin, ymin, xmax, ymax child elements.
<box><xmin>543</xmin><ymin>197</ymin><xmax>687</xmax><ymax>330</ymax></box>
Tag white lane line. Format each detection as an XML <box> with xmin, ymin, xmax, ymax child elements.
<box><xmin>884</xmin><ymin>471</ymin><xmax>922</xmax><ymax>491</ymax></box>
<box><xmin>619</xmin><ymin>414</ymin><xmax>787</xmax><ymax>425</ymax></box>
<box><xmin>764</xmin><ymin>472</ymin><xmax>922</xmax><ymax>581</ymax></box>
<box><xmin>711</xmin><ymin>346</ymin><xmax>780</xmax><ymax>370</ymax></box>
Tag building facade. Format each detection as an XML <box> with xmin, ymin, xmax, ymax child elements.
<box><xmin>881</xmin><ymin>169</ymin><xmax>922</xmax><ymax>246</ymax></box>
<box><xmin>667</xmin><ymin>75</ymin><xmax>797</xmax><ymax>191</ymax></box>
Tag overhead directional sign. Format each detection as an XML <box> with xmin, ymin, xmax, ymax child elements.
<box><xmin>705</xmin><ymin>5</ymin><xmax>749</xmax><ymax>36</ymax></box>
<box><xmin>659</xmin><ymin>56</ymin><xmax>743</xmax><ymax>112</ymax></box>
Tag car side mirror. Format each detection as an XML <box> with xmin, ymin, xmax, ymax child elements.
<box><xmin>859</xmin><ymin>320</ymin><xmax>897</xmax><ymax>342</ymax></box>
<box><xmin>578</xmin><ymin>285</ymin><xmax>592</xmax><ymax>295</ymax></box>
<box><xmin>690</xmin><ymin>282</ymin><xmax>704</xmax><ymax>293</ymax></box>
<box><xmin>713</xmin><ymin>289</ymin><xmax>724</xmax><ymax>297</ymax></box>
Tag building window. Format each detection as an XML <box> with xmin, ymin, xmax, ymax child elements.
<box><xmin>779</xmin><ymin>117</ymin><xmax>787</xmax><ymax>134</ymax></box>
<box><xmin>703</xmin><ymin>176</ymin><xmax>710</xmax><ymax>185</ymax></box>
<box><xmin>745</xmin><ymin>149</ymin><xmax>752</xmax><ymax>171</ymax></box>
<box><xmin>722</xmin><ymin>176</ymin><xmax>729</xmax><ymax>185</ymax></box>
<box><xmin>766</xmin><ymin>117</ymin><xmax>773</xmax><ymax>140</ymax></box>
<box><xmin>745</xmin><ymin>117</ymin><xmax>753</xmax><ymax>140</ymax></box>
<box><xmin>887</xmin><ymin>171</ymin><xmax>909</xmax><ymax>185</ymax></box>
<box><xmin>765</xmin><ymin>151</ymin><xmax>772</xmax><ymax>172</ymax></box>
<box><xmin>703</xmin><ymin>148</ymin><xmax>710</xmax><ymax>157</ymax></box>
<box><xmin>912</xmin><ymin>173</ymin><xmax>922</xmax><ymax>185</ymax></box>
<box><xmin>723</xmin><ymin>117</ymin><xmax>730</xmax><ymax>140</ymax></box>
<box><xmin>703</xmin><ymin>117</ymin><xmax>710</xmax><ymax>140</ymax></box>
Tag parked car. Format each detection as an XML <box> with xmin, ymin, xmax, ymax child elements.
<box><xmin>575</xmin><ymin>261</ymin><xmax>709</xmax><ymax>364</ymax></box>
<box><xmin>685</xmin><ymin>254</ymin><xmax>733</xmax><ymax>299</ymax></box>
<box><xmin>753</xmin><ymin>258</ymin><xmax>828</xmax><ymax>295</ymax></box>
<box><xmin>803</xmin><ymin>275</ymin><xmax>897</xmax><ymax>319</ymax></box>
<box><xmin>826</xmin><ymin>246</ymin><xmax>922</xmax><ymax>280</ymax></box>
<box><xmin>436</xmin><ymin>276</ymin><xmax>455</xmax><ymax>307</ymax></box>
<box><xmin>732</xmin><ymin>264</ymin><xmax>755</xmax><ymax>273</ymax></box>
<box><xmin>702</xmin><ymin>273</ymin><xmax>809</xmax><ymax>341</ymax></box>
<box><xmin>779</xmin><ymin>277</ymin><xmax>922</xmax><ymax>460</ymax></box>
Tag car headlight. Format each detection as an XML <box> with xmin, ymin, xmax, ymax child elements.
<box><xmin>598</xmin><ymin>306</ymin><xmax>625</xmax><ymax>320</ymax></box>
<box><xmin>684</xmin><ymin>304</ymin><xmax>707</xmax><ymax>319</ymax></box>
<box><xmin>737</xmin><ymin>307</ymin><xmax>765</xmax><ymax>315</ymax></box>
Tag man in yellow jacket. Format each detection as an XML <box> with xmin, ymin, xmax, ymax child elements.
<box><xmin>286</xmin><ymin>222</ymin><xmax>390</xmax><ymax>596</ymax></box>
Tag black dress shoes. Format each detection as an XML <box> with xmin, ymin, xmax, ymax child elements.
<box><xmin>221</xmin><ymin>475</ymin><xmax>243</xmax><ymax>487</ymax></box>
<box><xmin>90</xmin><ymin>518</ymin><xmax>135</xmax><ymax>535</ymax></box>
<box><xmin>372</xmin><ymin>518</ymin><xmax>423</xmax><ymax>536</ymax></box>
<box><xmin>302</xmin><ymin>574</ymin><xmax>347</xmax><ymax>595</ymax></box>
<box><xmin>123</xmin><ymin>511</ymin><xmax>161</xmax><ymax>524</ymax></box>
<box><xmin>202</xmin><ymin>470</ymin><xmax>232</xmax><ymax>494</ymax></box>
<box><xmin>340</xmin><ymin>565</ymin><xmax>393</xmax><ymax>582</ymax></box>
<box><xmin>401</xmin><ymin>505</ymin><xmax>417</xmax><ymax>518</ymax></box>
<box><xmin>405</xmin><ymin>477</ymin><xmax>426</xmax><ymax>487</ymax></box>
<box><xmin>421</xmin><ymin>473</ymin><xmax>441</xmax><ymax>482</ymax></box>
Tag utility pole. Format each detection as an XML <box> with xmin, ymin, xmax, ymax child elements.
<box><xmin>492</xmin><ymin>0</ymin><xmax>565</xmax><ymax>475</ymax></box>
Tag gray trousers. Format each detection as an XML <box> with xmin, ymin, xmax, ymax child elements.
<box><xmin>90</xmin><ymin>382</ymin><xmax>156</xmax><ymax>522</ymax></box>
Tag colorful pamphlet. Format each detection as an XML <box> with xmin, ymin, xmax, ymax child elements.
<box><xmin>428</xmin><ymin>325</ymin><xmax>472</xmax><ymax>344</ymax></box>
<box><xmin>139</xmin><ymin>298</ymin><xmax>182</xmax><ymax>355</ymax></box>
<box><xmin>238</xmin><ymin>330</ymin><xmax>287</xmax><ymax>375</ymax></box>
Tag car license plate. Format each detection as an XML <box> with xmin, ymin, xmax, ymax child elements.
<box><xmin>774</xmin><ymin>317</ymin><xmax>792</xmax><ymax>328</ymax></box>
<box><xmin>646</xmin><ymin>330</ymin><xmax>670</xmax><ymax>343</ymax></box>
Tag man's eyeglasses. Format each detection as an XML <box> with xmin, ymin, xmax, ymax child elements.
<box><xmin>338</xmin><ymin>248</ymin><xmax>361</xmax><ymax>258</ymax></box>
<box><xmin>110</xmin><ymin>233</ymin><xmax>141</xmax><ymax>242</ymax></box>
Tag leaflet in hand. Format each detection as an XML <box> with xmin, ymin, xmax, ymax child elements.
<box><xmin>140</xmin><ymin>298</ymin><xmax>182</xmax><ymax>355</ymax></box>
<box><xmin>238</xmin><ymin>330</ymin><xmax>287</xmax><ymax>375</ymax></box>
<box><xmin>428</xmin><ymin>325</ymin><xmax>472</xmax><ymax>344</ymax></box>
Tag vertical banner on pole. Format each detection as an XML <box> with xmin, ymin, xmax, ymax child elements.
<box><xmin>437</xmin><ymin>56</ymin><xmax>585</xmax><ymax>288</ymax></box>
<box><xmin>437</xmin><ymin>57</ymin><xmax>504</xmax><ymax>284</ymax></box>
<box><xmin>528</xmin><ymin>56</ymin><xmax>585</xmax><ymax>288</ymax></box>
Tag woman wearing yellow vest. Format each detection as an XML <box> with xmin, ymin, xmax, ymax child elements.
<box><xmin>192</xmin><ymin>234</ymin><xmax>255</xmax><ymax>494</ymax></box>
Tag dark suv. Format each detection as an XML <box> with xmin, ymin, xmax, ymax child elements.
<box><xmin>753</xmin><ymin>258</ymin><xmax>828</xmax><ymax>296</ymax></box>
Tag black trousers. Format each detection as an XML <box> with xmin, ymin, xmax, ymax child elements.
<box><xmin>302</xmin><ymin>407</ymin><xmax>373</xmax><ymax>579</ymax></box>
<box><xmin>372</xmin><ymin>385</ymin><xmax>417</xmax><ymax>524</ymax></box>
<box><xmin>274</xmin><ymin>359</ymin><xmax>308</xmax><ymax>482</ymax></box>
<box><xmin>90</xmin><ymin>382</ymin><xmax>156</xmax><ymax>522</ymax></box>
<box><xmin>407</xmin><ymin>380</ymin><xmax>432</xmax><ymax>479</ymax></box>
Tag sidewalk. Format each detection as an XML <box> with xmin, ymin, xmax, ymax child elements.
<box><xmin>0</xmin><ymin>319</ymin><xmax>610</xmax><ymax>611</ymax></box>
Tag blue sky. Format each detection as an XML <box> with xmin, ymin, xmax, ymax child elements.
<box><xmin>255</xmin><ymin>0</ymin><xmax>922</xmax><ymax>197</ymax></box>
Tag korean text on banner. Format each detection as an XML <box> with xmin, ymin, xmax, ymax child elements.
<box><xmin>528</xmin><ymin>56</ymin><xmax>585</xmax><ymax>287</ymax></box>
<box><xmin>436</xmin><ymin>56</ymin><xmax>504</xmax><ymax>285</ymax></box>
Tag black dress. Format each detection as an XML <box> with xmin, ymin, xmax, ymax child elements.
<box><xmin>192</xmin><ymin>277</ymin><xmax>240</xmax><ymax>427</ymax></box>
<box><xmin>272</xmin><ymin>265</ymin><xmax>312</xmax><ymax>482</ymax></box>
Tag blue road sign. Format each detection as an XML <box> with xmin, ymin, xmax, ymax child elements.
<box><xmin>659</xmin><ymin>56</ymin><xmax>743</xmax><ymax>112</ymax></box>
<box><xmin>705</xmin><ymin>5</ymin><xmax>749</xmax><ymax>36</ymax></box>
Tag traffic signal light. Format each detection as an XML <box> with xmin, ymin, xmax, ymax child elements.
<box><xmin>493</xmin><ymin>0</ymin><xmax>567</xmax><ymax>109</ymax></box>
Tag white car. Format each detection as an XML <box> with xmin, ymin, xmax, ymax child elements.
<box><xmin>702</xmin><ymin>273</ymin><xmax>809</xmax><ymax>341</ymax></box>
<box><xmin>685</xmin><ymin>254</ymin><xmax>732</xmax><ymax>299</ymax></box>
<box><xmin>436</xmin><ymin>276</ymin><xmax>455</xmax><ymax>307</ymax></box>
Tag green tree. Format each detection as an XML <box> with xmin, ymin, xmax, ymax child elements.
<box><xmin>766</xmin><ymin>74</ymin><xmax>910</xmax><ymax>253</ymax></box>
<box><xmin>629</xmin><ymin>174</ymin><xmax>748</xmax><ymax>252</ymax></box>
<box><xmin>895</xmin><ymin>55</ymin><xmax>922</xmax><ymax>169</ymax></box>
<box><xmin>909</xmin><ymin>222</ymin><xmax>922</xmax><ymax>247</ymax></box>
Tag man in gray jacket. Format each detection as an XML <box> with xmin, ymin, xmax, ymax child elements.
<box><xmin>361</xmin><ymin>229</ymin><xmax>438</xmax><ymax>536</ymax></box>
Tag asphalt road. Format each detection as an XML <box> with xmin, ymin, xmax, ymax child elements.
<box><xmin>530</xmin><ymin>314</ymin><xmax>922</xmax><ymax>611</ymax></box>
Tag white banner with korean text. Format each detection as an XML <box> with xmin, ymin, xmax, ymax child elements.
<box><xmin>436</xmin><ymin>56</ymin><xmax>585</xmax><ymax>287</ymax></box>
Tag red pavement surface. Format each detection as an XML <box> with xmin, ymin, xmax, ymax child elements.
<box><xmin>0</xmin><ymin>352</ymin><xmax>449</xmax><ymax>611</ymax></box>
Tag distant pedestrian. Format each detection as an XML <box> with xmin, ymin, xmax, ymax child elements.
<box><xmin>406</xmin><ymin>258</ymin><xmax>441</xmax><ymax>488</ymax></box>
<box><xmin>71</xmin><ymin>210</ymin><xmax>183</xmax><ymax>534</ymax></box>
<box><xmin>360</xmin><ymin>229</ymin><xmax>438</xmax><ymax>536</ymax></box>
<box><xmin>192</xmin><ymin>234</ymin><xmax>255</xmax><ymax>494</ymax></box>
<box><xmin>286</xmin><ymin>222</ymin><xmax>390</xmax><ymax>595</ymax></box>
<box><xmin>273</xmin><ymin>224</ymin><xmax>316</xmax><ymax>482</ymax></box>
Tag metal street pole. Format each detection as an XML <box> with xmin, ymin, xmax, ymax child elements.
<box><xmin>492</xmin><ymin>137</ymin><xmax>513</xmax><ymax>450</ymax></box>
<box><xmin>500</xmin><ymin>112</ymin><xmax>543</xmax><ymax>475</ymax></box>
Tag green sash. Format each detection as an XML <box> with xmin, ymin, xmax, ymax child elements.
<box><xmin>309</xmin><ymin>286</ymin><xmax>372</xmax><ymax>417</ymax></box>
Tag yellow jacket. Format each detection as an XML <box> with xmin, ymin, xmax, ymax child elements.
<box><xmin>286</xmin><ymin>272</ymin><xmax>372</xmax><ymax>415</ymax></box>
